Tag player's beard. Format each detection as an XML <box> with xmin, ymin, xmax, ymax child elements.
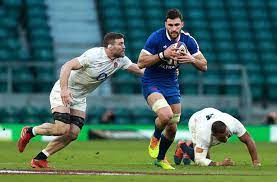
<box><xmin>169</xmin><ymin>31</ymin><xmax>180</xmax><ymax>39</ymax></box>
<box><xmin>114</xmin><ymin>50</ymin><xmax>125</xmax><ymax>58</ymax></box>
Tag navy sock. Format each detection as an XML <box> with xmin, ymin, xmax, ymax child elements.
<box><xmin>27</xmin><ymin>127</ymin><xmax>34</xmax><ymax>137</ymax></box>
<box><xmin>153</xmin><ymin>124</ymin><xmax>163</xmax><ymax>139</ymax></box>
<box><xmin>34</xmin><ymin>152</ymin><xmax>48</xmax><ymax>160</ymax></box>
<box><xmin>180</xmin><ymin>143</ymin><xmax>195</xmax><ymax>162</ymax></box>
<box><xmin>157</xmin><ymin>134</ymin><xmax>173</xmax><ymax>160</ymax></box>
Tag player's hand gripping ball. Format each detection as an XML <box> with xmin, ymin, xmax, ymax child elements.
<box><xmin>174</xmin><ymin>41</ymin><xmax>189</xmax><ymax>55</ymax></box>
<box><xmin>165</xmin><ymin>42</ymin><xmax>189</xmax><ymax>67</ymax></box>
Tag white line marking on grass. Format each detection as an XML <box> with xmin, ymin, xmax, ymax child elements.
<box><xmin>0</xmin><ymin>170</ymin><xmax>142</xmax><ymax>176</ymax></box>
<box><xmin>0</xmin><ymin>169</ymin><xmax>273</xmax><ymax>176</ymax></box>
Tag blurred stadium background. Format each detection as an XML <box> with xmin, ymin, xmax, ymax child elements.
<box><xmin>0</xmin><ymin>0</ymin><xmax>276</xmax><ymax>142</ymax></box>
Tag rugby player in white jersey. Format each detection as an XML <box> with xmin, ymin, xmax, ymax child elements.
<box><xmin>173</xmin><ymin>108</ymin><xmax>261</xmax><ymax>167</ymax></box>
<box><xmin>17</xmin><ymin>32</ymin><xmax>144</xmax><ymax>168</ymax></box>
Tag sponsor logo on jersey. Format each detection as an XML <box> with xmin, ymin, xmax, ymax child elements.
<box><xmin>114</xmin><ymin>62</ymin><xmax>118</xmax><ymax>68</ymax></box>
<box><xmin>159</xmin><ymin>64</ymin><xmax>176</xmax><ymax>70</ymax></box>
<box><xmin>96</xmin><ymin>73</ymin><xmax>108</xmax><ymax>81</ymax></box>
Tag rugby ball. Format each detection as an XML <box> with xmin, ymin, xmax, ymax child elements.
<box><xmin>172</xmin><ymin>42</ymin><xmax>189</xmax><ymax>55</ymax></box>
<box><xmin>164</xmin><ymin>42</ymin><xmax>189</xmax><ymax>67</ymax></box>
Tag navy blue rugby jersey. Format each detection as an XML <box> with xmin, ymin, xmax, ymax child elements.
<box><xmin>141</xmin><ymin>28</ymin><xmax>200</xmax><ymax>86</ymax></box>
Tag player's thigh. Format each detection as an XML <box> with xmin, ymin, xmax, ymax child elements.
<box><xmin>50</xmin><ymin>106</ymin><xmax>71</xmax><ymax>132</ymax></box>
<box><xmin>147</xmin><ymin>92</ymin><xmax>165</xmax><ymax>107</ymax></box>
<box><xmin>69</xmin><ymin>108</ymin><xmax>86</xmax><ymax>130</ymax></box>
<box><xmin>147</xmin><ymin>93</ymin><xmax>173</xmax><ymax>118</ymax></box>
<box><xmin>70</xmin><ymin>108</ymin><xmax>86</xmax><ymax>119</ymax></box>
<box><xmin>52</xmin><ymin>106</ymin><xmax>70</xmax><ymax>114</ymax></box>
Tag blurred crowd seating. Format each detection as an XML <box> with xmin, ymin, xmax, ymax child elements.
<box><xmin>0</xmin><ymin>0</ymin><xmax>55</xmax><ymax>93</ymax></box>
<box><xmin>0</xmin><ymin>105</ymin><xmax>240</xmax><ymax>124</ymax></box>
<box><xmin>96</xmin><ymin>0</ymin><xmax>277</xmax><ymax>101</ymax></box>
<box><xmin>1</xmin><ymin>0</ymin><xmax>276</xmax><ymax>124</ymax></box>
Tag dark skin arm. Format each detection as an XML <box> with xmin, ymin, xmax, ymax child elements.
<box><xmin>239</xmin><ymin>132</ymin><xmax>261</xmax><ymax>166</ymax></box>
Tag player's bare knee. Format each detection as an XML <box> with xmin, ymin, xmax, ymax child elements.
<box><xmin>161</xmin><ymin>113</ymin><xmax>173</xmax><ymax>123</ymax></box>
<box><xmin>52</xmin><ymin>112</ymin><xmax>71</xmax><ymax>135</ymax></box>
<box><xmin>54</xmin><ymin>122</ymin><xmax>71</xmax><ymax>135</ymax></box>
<box><xmin>157</xmin><ymin>109</ymin><xmax>173</xmax><ymax>123</ymax></box>
<box><xmin>68</xmin><ymin>130</ymin><xmax>79</xmax><ymax>141</ymax></box>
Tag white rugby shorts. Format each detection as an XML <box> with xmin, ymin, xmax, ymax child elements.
<box><xmin>49</xmin><ymin>82</ymin><xmax>87</xmax><ymax>112</ymax></box>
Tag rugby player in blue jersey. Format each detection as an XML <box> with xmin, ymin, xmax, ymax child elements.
<box><xmin>138</xmin><ymin>9</ymin><xmax>207</xmax><ymax>169</ymax></box>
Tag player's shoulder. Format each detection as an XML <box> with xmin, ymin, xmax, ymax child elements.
<box><xmin>83</xmin><ymin>47</ymin><xmax>103</xmax><ymax>55</ymax></box>
<box><xmin>180</xmin><ymin>30</ymin><xmax>191</xmax><ymax>37</ymax></box>
<box><xmin>118</xmin><ymin>55</ymin><xmax>131</xmax><ymax>61</ymax></box>
<box><xmin>149</xmin><ymin>28</ymin><xmax>166</xmax><ymax>39</ymax></box>
<box><xmin>180</xmin><ymin>30</ymin><xmax>197</xmax><ymax>41</ymax></box>
<box><xmin>201</xmin><ymin>107</ymin><xmax>223</xmax><ymax>115</ymax></box>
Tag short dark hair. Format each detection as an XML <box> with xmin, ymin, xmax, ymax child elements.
<box><xmin>165</xmin><ymin>9</ymin><xmax>183</xmax><ymax>21</ymax></box>
<box><xmin>103</xmin><ymin>32</ymin><xmax>125</xmax><ymax>48</ymax></box>
<box><xmin>211</xmin><ymin>121</ymin><xmax>227</xmax><ymax>134</ymax></box>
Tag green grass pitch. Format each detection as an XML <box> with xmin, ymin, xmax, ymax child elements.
<box><xmin>0</xmin><ymin>140</ymin><xmax>276</xmax><ymax>181</ymax></box>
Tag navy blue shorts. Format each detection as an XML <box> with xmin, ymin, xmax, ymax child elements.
<box><xmin>142</xmin><ymin>83</ymin><xmax>181</xmax><ymax>105</ymax></box>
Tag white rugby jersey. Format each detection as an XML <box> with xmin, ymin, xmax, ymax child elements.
<box><xmin>53</xmin><ymin>47</ymin><xmax>133</xmax><ymax>98</ymax></box>
<box><xmin>189</xmin><ymin>108</ymin><xmax>247</xmax><ymax>150</ymax></box>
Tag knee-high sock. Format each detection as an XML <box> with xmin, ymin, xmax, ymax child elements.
<box><xmin>180</xmin><ymin>143</ymin><xmax>195</xmax><ymax>161</ymax></box>
<box><xmin>153</xmin><ymin>124</ymin><xmax>163</xmax><ymax>139</ymax></box>
<box><xmin>157</xmin><ymin>134</ymin><xmax>173</xmax><ymax>160</ymax></box>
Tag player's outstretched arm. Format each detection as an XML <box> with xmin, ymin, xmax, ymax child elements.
<box><xmin>126</xmin><ymin>64</ymin><xmax>145</xmax><ymax>76</ymax></box>
<box><xmin>208</xmin><ymin>158</ymin><xmax>235</xmax><ymax>166</ymax></box>
<box><xmin>195</xmin><ymin>147</ymin><xmax>234</xmax><ymax>166</ymax></box>
<box><xmin>60</xmin><ymin>58</ymin><xmax>83</xmax><ymax>106</ymax></box>
<box><xmin>239</xmin><ymin>132</ymin><xmax>261</xmax><ymax>166</ymax></box>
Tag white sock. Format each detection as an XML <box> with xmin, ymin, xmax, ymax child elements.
<box><xmin>42</xmin><ymin>149</ymin><xmax>50</xmax><ymax>157</ymax></box>
<box><xmin>32</xmin><ymin>127</ymin><xmax>36</xmax><ymax>136</ymax></box>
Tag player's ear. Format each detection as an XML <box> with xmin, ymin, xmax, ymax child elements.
<box><xmin>108</xmin><ymin>44</ymin><xmax>112</xmax><ymax>49</ymax></box>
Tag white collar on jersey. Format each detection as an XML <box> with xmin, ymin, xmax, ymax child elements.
<box><xmin>166</xmin><ymin>30</ymin><xmax>185</xmax><ymax>42</ymax></box>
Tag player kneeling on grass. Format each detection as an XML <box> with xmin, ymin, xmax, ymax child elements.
<box><xmin>174</xmin><ymin>107</ymin><xmax>261</xmax><ymax>167</ymax></box>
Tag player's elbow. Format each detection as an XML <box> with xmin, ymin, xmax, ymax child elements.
<box><xmin>202</xmin><ymin>65</ymin><xmax>208</xmax><ymax>72</ymax></box>
<box><xmin>137</xmin><ymin>61</ymin><xmax>145</xmax><ymax>69</ymax></box>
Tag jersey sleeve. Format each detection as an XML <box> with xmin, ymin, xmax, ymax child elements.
<box><xmin>186</xmin><ymin>35</ymin><xmax>200</xmax><ymax>56</ymax></box>
<box><xmin>142</xmin><ymin>32</ymin><xmax>159</xmax><ymax>55</ymax></box>
<box><xmin>195</xmin><ymin>127</ymin><xmax>210</xmax><ymax>150</ymax></box>
<box><xmin>77</xmin><ymin>51</ymin><xmax>92</xmax><ymax>68</ymax></box>
<box><xmin>121</xmin><ymin>56</ymin><xmax>134</xmax><ymax>70</ymax></box>
<box><xmin>232</xmin><ymin>118</ymin><xmax>247</xmax><ymax>137</ymax></box>
<box><xmin>222</xmin><ymin>113</ymin><xmax>247</xmax><ymax>137</ymax></box>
